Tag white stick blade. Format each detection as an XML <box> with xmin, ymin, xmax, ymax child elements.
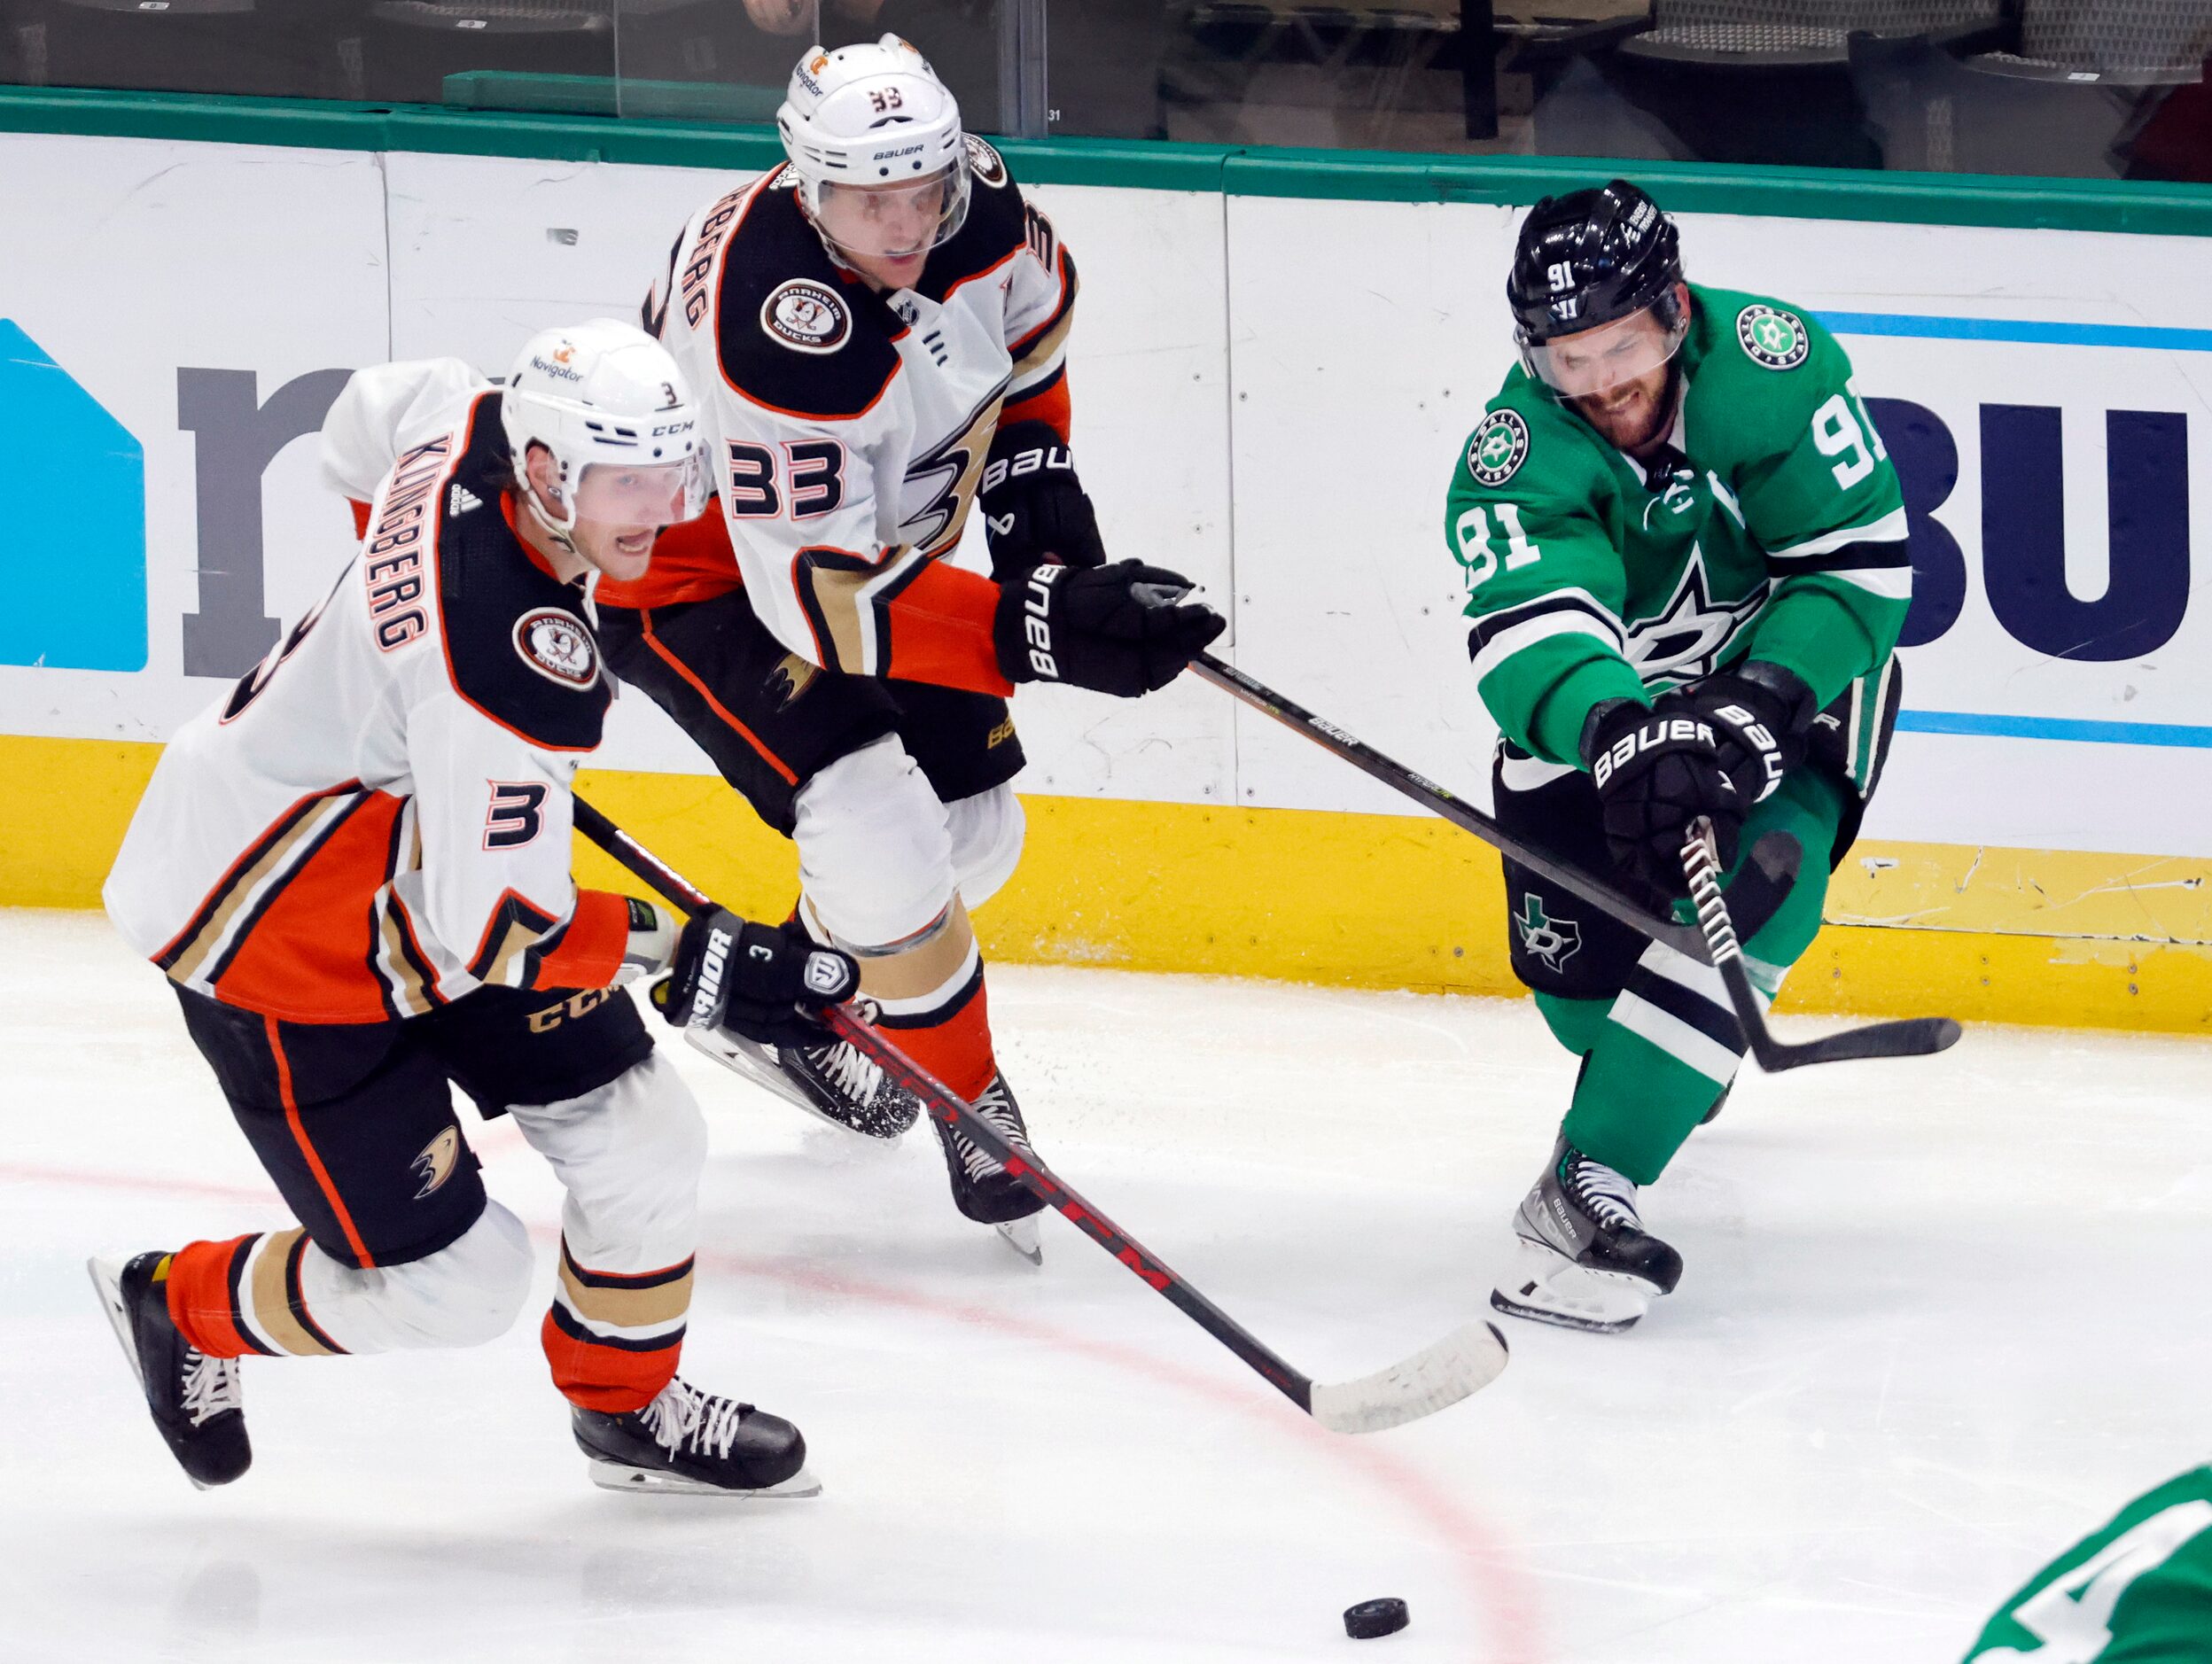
<box><xmin>1308</xmin><ymin>1322</ymin><xmax>1509</xmax><ymax>1435</ymax></box>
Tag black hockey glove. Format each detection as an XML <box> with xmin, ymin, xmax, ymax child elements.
<box><xmin>1583</xmin><ymin>696</ymin><xmax>1745</xmax><ymax>901</ymax></box>
<box><xmin>993</xmin><ymin>558</ymin><xmax>1226</xmax><ymax>698</ymax></box>
<box><xmin>651</xmin><ymin>909</ymin><xmax>859</xmax><ymax>1049</ymax></box>
<box><xmin>1677</xmin><ymin>660</ymin><xmax>1816</xmax><ymax>809</ymax></box>
<box><xmin>977</xmin><ymin>420</ymin><xmax>1108</xmax><ymax>582</ymax></box>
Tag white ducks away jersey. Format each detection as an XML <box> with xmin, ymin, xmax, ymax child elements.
<box><xmin>105</xmin><ymin>388</ymin><xmax>632</xmax><ymax>1024</ymax></box>
<box><xmin>597</xmin><ymin>136</ymin><xmax>1076</xmax><ymax>696</ymax></box>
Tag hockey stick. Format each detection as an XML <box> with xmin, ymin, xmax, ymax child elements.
<box><xmin>1681</xmin><ymin>820</ymin><xmax>1962</xmax><ymax>1071</ymax></box>
<box><xmin>572</xmin><ymin>796</ymin><xmax>1508</xmax><ymax>1435</ymax></box>
<box><xmin>1190</xmin><ymin>651</ymin><xmax>1959</xmax><ymax>1066</ymax></box>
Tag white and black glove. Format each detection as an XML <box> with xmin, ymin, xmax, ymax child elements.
<box><xmin>650</xmin><ymin>908</ymin><xmax>859</xmax><ymax>1049</ymax></box>
<box><xmin>977</xmin><ymin>420</ymin><xmax>1108</xmax><ymax>582</ymax></box>
<box><xmin>1677</xmin><ymin>661</ymin><xmax>1814</xmax><ymax>808</ymax></box>
<box><xmin>993</xmin><ymin>559</ymin><xmax>1226</xmax><ymax>698</ymax></box>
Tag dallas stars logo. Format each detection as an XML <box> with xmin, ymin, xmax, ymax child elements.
<box><xmin>1468</xmin><ymin>409</ymin><xmax>1530</xmax><ymax>486</ymax></box>
<box><xmin>1515</xmin><ymin>895</ymin><xmax>1581</xmax><ymax>973</ymax></box>
<box><xmin>1623</xmin><ymin>550</ymin><xmax>1769</xmax><ymax>683</ymax></box>
<box><xmin>1737</xmin><ymin>305</ymin><xmax>1810</xmax><ymax>371</ymax></box>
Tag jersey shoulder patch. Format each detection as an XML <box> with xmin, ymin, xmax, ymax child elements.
<box><xmin>431</xmin><ymin>398</ymin><xmax>611</xmax><ymax>752</ymax></box>
<box><xmin>713</xmin><ymin>184</ymin><xmax>902</xmax><ymax>420</ymax></box>
<box><xmin>1467</xmin><ymin>407</ymin><xmax>1532</xmax><ymax>487</ymax></box>
<box><xmin>1733</xmin><ymin>301</ymin><xmax>1812</xmax><ymax>371</ymax></box>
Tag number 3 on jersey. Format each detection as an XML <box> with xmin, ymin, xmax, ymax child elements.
<box><xmin>1453</xmin><ymin>502</ymin><xmax>1544</xmax><ymax>590</ymax></box>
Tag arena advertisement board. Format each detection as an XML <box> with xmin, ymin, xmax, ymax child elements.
<box><xmin>2</xmin><ymin>131</ymin><xmax>2204</xmax><ymax>883</ymax></box>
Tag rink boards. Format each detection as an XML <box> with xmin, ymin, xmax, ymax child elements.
<box><xmin>0</xmin><ymin>119</ymin><xmax>2206</xmax><ymax>1032</ymax></box>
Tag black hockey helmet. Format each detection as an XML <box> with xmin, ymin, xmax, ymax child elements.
<box><xmin>1507</xmin><ymin>181</ymin><xmax>1687</xmax><ymax>406</ymax></box>
<box><xmin>1507</xmin><ymin>180</ymin><xmax>1683</xmax><ymax>347</ymax></box>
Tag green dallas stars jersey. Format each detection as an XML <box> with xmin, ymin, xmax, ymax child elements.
<box><xmin>1965</xmin><ymin>1465</ymin><xmax>2212</xmax><ymax>1663</ymax></box>
<box><xmin>1444</xmin><ymin>284</ymin><xmax>1911</xmax><ymax>770</ymax></box>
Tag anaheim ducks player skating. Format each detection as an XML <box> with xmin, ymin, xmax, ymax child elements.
<box><xmin>596</xmin><ymin>35</ymin><xmax>1223</xmax><ymax>1259</ymax></box>
<box><xmin>93</xmin><ymin>320</ymin><xmax>860</xmax><ymax>1497</ymax></box>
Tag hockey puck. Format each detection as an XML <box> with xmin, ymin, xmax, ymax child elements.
<box><xmin>1343</xmin><ymin>1598</ymin><xmax>1409</xmax><ymax>1639</ymax></box>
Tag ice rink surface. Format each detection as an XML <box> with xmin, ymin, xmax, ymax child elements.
<box><xmin>4</xmin><ymin>908</ymin><xmax>2207</xmax><ymax>1663</ymax></box>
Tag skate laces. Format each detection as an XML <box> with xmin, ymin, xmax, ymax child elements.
<box><xmin>640</xmin><ymin>1379</ymin><xmax>755</xmax><ymax>1460</ymax></box>
<box><xmin>947</xmin><ymin>1080</ymin><xmax>1027</xmax><ymax>1182</ymax></box>
<box><xmin>1566</xmin><ymin>1154</ymin><xmax>1641</xmax><ymax>1233</ymax></box>
<box><xmin>806</xmin><ymin>1040</ymin><xmax>887</xmax><ymax>1106</ymax></box>
<box><xmin>179</xmin><ymin>1350</ymin><xmax>242</xmax><ymax>1427</ymax></box>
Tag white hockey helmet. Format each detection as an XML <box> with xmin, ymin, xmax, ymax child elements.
<box><xmin>501</xmin><ymin>318</ymin><xmax>706</xmax><ymax>540</ymax></box>
<box><xmin>778</xmin><ymin>35</ymin><xmax>971</xmax><ymax>258</ymax></box>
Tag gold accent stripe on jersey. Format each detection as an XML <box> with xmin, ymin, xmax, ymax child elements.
<box><xmin>376</xmin><ymin>898</ymin><xmax>439</xmax><ymax>1018</ymax></box>
<box><xmin>1009</xmin><ymin>303</ymin><xmax>1077</xmax><ymax>388</ymax></box>
<box><xmin>248</xmin><ymin>1229</ymin><xmax>341</xmax><ymax>1358</ymax></box>
<box><xmin>479</xmin><ymin>913</ymin><xmax>547</xmax><ymax>989</ymax></box>
<box><xmin>557</xmin><ymin>1255</ymin><xmax>694</xmax><ymax>1332</ymax></box>
<box><xmin>852</xmin><ymin>898</ymin><xmax>979</xmax><ymax>1005</ymax></box>
<box><xmin>165</xmin><ymin>794</ymin><xmax>361</xmax><ymax>987</ymax></box>
<box><xmin>799</xmin><ymin>556</ymin><xmax>883</xmax><ymax>674</ymax></box>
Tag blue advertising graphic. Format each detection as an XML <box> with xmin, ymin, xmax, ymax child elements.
<box><xmin>0</xmin><ymin>321</ymin><xmax>147</xmax><ymax>672</ymax></box>
<box><xmin>1831</xmin><ymin>314</ymin><xmax>2199</xmax><ymax>751</ymax></box>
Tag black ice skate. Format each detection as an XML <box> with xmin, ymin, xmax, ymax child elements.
<box><xmin>686</xmin><ymin>1026</ymin><xmax>922</xmax><ymax>1139</ymax></box>
<box><xmin>87</xmin><ymin>1252</ymin><xmax>251</xmax><ymax>1489</ymax></box>
<box><xmin>933</xmin><ymin>1072</ymin><xmax>1047</xmax><ymax>1262</ymax></box>
<box><xmin>572</xmin><ymin>1377</ymin><xmax>819</xmax><ymax>1497</ymax></box>
<box><xmin>1489</xmin><ymin>1137</ymin><xmax>1684</xmax><ymax>1334</ymax></box>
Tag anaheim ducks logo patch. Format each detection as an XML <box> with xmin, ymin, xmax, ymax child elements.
<box><xmin>965</xmin><ymin>134</ymin><xmax>1009</xmax><ymax>189</ymax></box>
<box><xmin>513</xmin><ymin>607</ymin><xmax>598</xmax><ymax>688</ymax></box>
<box><xmin>766</xmin><ymin>651</ymin><xmax>819</xmax><ymax>710</ymax></box>
<box><xmin>412</xmin><ymin>1127</ymin><xmax>460</xmax><ymax>1200</ymax></box>
<box><xmin>761</xmin><ymin>279</ymin><xmax>851</xmax><ymax>355</ymax></box>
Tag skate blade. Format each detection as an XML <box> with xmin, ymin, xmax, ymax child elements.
<box><xmin>1488</xmin><ymin>1240</ymin><xmax>1657</xmax><ymax>1335</ymax></box>
<box><xmin>994</xmin><ymin>1216</ymin><xmax>1042</xmax><ymax>1266</ymax></box>
<box><xmin>88</xmin><ymin>1256</ymin><xmax>217</xmax><ymax>1492</ymax></box>
<box><xmin>586</xmin><ymin>1460</ymin><xmax>822</xmax><ymax>1499</ymax></box>
<box><xmin>684</xmin><ymin>1029</ymin><xmax>907</xmax><ymax>1141</ymax></box>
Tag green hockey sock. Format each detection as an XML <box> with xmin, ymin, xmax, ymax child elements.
<box><xmin>1558</xmin><ymin>769</ymin><xmax>1850</xmax><ymax>1186</ymax></box>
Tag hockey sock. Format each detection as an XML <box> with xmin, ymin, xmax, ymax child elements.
<box><xmin>167</xmin><ymin>1232</ymin><xmax>349</xmax><ymax>1359</ymax></box>
<box><xmin>807</xmin><ymin>895</ymin><xmax>998</xmax><ymax>1100</ymax></box>
<box><xmin>541</xmin><ymin>1239</ymin><xmax>694</xmax><ymax>1413</ymax></box>
<box><xmin>1560</xmin><ymin>768</ymin><xmax>1848</xmax><ymax>1186</ymax></box>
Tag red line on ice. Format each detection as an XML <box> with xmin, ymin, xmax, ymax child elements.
<box><xmin>8</xmin><ymin>1158</ymin><xmax>1547</xmax><ymax>1662</ymax></box>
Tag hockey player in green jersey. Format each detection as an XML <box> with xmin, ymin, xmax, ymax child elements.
<box><xmin>1446</xmin><ymin>180</ymin><xmax>1912</xmax><ymax>1333</ymax></box>
<box><xmin>1964</xmin><ymin>1464</ymin><xmax>2212</xmax><ymax>1661</ymax></box>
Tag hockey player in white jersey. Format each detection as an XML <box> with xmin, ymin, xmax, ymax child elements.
<box><xmin>93</xmin><ymin>319</ymin><xmax>860</xmax><ymax>1497</ymax></box>
<box><xmin>596</xmin><ymin>35</ymin><xmax>1224</xmax><ymax>1248</ymax></box>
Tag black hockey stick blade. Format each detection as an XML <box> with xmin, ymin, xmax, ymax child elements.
<box><xmin>1682</xmin><ymin>821</ymin><xmax>1962</xmax><ymax>1071</ymax></box>
<box><xmin>571</xmin><ymin>796</ymin><xmax>1508</xmax><ymax>1433</ymax></box>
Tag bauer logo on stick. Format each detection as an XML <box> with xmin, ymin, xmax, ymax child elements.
<box><xmin>761</xmin><ymin>281</ymin><xmax>851</xmax><ymax>355</ymax></box>
<box><xmin>1736</xmin><ymin>305</ymin><xmax>1810</xmax><ymax>370</ymax></box>
<box><xmin>1469</xmin><ymin>410</ymin><xmax>1530</xmax><ymax>487</ymax></box>
<box><xmin>513</xmin><ymin>608</ymin><xmax>598</xmax><ymax>688</ymax></box>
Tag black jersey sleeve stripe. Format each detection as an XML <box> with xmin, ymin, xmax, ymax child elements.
<box><xmin>1466</xmin><ymin>592</ymin><xmax>1626</xmax><ymax>657</ymax></box>
<box><xmin>1764</xmin><ymin>539</ymin><xmax>1914</xmax><ymax>573</ymax></box>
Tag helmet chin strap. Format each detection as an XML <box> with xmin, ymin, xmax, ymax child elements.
<box><xmin>517</xmin><ymin>471</ymin><xmax>587</xmax><ymax>567</ymax></box>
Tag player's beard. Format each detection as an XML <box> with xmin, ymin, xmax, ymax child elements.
<box><xmin>1571</xmin><ymin>362</ymin><xmax>1678</xmax><ymax>455</ymax></box>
